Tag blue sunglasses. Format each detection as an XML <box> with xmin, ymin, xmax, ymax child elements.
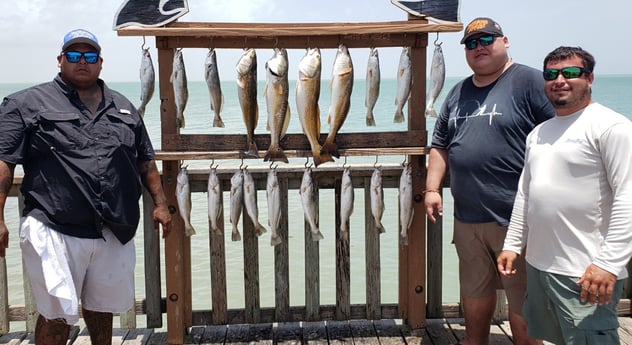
<box><xmin>64</xmin><ymin>51</ymin><xmax>100</xmax><ymax>64</ymax></box>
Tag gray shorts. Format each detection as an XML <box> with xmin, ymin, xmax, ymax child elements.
<box><xmin>524</xmin><ymin>263</ymin><xmax>623</xmax><ymax>345</ymax></box>
<box><xmin>20</xmin><ymin>216</ymin><xmax>136</xmax><ymax>324</ymax></box>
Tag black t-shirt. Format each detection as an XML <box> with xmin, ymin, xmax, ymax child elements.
<box><xmin>431</xmin><ymin>63</ymin><xmax>555</xmax><ymax>226</ymax></box>
<box><xmin>0</xmin><ymin>75</ymin><xmax>155</xmax><ymax>244</ymax></box>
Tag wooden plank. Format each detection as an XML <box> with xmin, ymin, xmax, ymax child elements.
<box><xmin>0</xmin><ymin>332</ymin><xmax>27</xmax><ymax>345</ymax></box>
<box><xmin>210</xmin><ymin>186</ymin><xmax>228</xmax><ymax>325</ymax></box>
<box><xmin>426</xmin><ymin>193</ymin><xmax>443</xmax><ymax>318</ymax></box>
<box><xmin>117</xmin><ymin>21</ymin><xmax>463</xmax><ymax>38</ymax></box>
<box><xmin>122</xmin><ymin>328</ymin><xmax>154</xmax><ymax>345</ymax></box>
<box><xmin>349</xmin><ymin>319</ymin><xmax>379</xmax><ymax>345</ymax></box>
<box><xmin>373</xmin><ymin>319</ymin><xmax>406</xmax><ymax>345</ymax></box>
<box><xmin>74</xmin><ymin>328</ymin><xmax>129</xmax><ymax>345</ymax></box>
<box><xmin>618</xmin><ymin>317</ymin><xmax>632</xmax><ymax>345</ymax></box>
<box><xmin>364</xmin><ymin>177</ymin><xmax>381</xmax><ymax>320</ymax></box>
<box><xmin>327</xmin><ymin>320</ymin><xmax>353</xmax><ymax>345</ymax></box>
<box><xmin>446</xmin><ymin>318</ymin><xmax>514</xmax><ymax>345</ymax></box>
<box><xmin>225</xmin><ymin>324</ymin><xmax>251</xmax><ymax>345</ymax></box>
<box><xmin>160</xmin><ymin>131</ymin><xmax>427</xmax><ymax>154</ymax></box>
<box><xmin>302</xmin><ymin>321</ymin><xmax>328</xmax><ymax>345</ymax></box>
<box><xmin>335</xmin><ymin>176</ymin><xmax>351</xmax><ymax>320</ymax></box>
<box><xmin>274</xmin><ymin>178</ymin><xmax>290</xmax><ymax>321</ymax></box>
<box><xmin>183</xmin><ymin>326</ymin><xmax>205</xmax><ymax>344</ymax></box>
<box><xmin>304</xmin><ymin>178</ymin><xmax>320</xmax><ymax>321</ymax></box>
<box><xmin>420</xmin><ymin>319</ymin><xmax>457</xmax><ymax>345</ymax></box>
<box><xmin>142</xmin><ymin>188</ymin><xmax>163</xmax><ymax>328</ymax></box>
<box><xmin>275</xmin><ymin>322</ymin><xmax>302</xmax><ymax>345</ymax></box>
<box><xmin>146</xmin><ymin>331</ymin><xmax>169</xmax><ymax>345</ymax></box>
<box><xmin>0</xmin><ymin>257</ymin><xmax>8</xmax><ymax>334</ymax></box>
<box><xmin>200</xmin><ymin>325</ymin><xmax>227</xmax><ymax>344</ymax></box>
<box><xmin>242</xmin><ymin>199</ymin><xmax>261</xmax><ymax>324</ymax></box>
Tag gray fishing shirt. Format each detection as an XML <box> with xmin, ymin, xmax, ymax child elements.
<box><xmin>0</xmin><ymin>74</ymin><xmax>155</xmax><ymax>244</ymax></box>
<box><xmin>431</xmin><ymin>63</ymin><xmax>555</xmax><ymax>226</ymax></box>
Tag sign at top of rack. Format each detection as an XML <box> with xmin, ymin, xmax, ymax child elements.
<box><xmin>113</xmin><ymin>0</ymin><xmax>189</xmax><ymax>30</ymax></box>
<box><xmin>390</xmin><ymin>0</ymin><xmax>460</xmax><ymax>24</ymax></box>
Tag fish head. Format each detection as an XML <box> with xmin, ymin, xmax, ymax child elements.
<box><xmin>332</xmin><ymin>44</ymin><xmax>353</xmax><ymax>76</ymax></box>
<box><xmin>298</xmin><ymin>48</ymin><xmax>321</xmax><ymax>78</ymax></box>
<box><xmin>205</xmin><ymin>48</ymin><xmax>217</xmax><ymax>66</ymax></box>
<box><xmin>236</xmin><ymin>48</ymin><xmax>256</xmax><ymax>75</ymax></box>
<box><xmin>266</xmin><ymin>48</ymin><xmax>288</xmax><ymax>78</ymax></box>
<box><xmin>370</xmin><ymin>47</ymin><xmax>379</xmax><ymax>58</ymax></box>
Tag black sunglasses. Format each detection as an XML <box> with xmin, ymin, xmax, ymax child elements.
<box><xmin>464</xmin><ymin>35</ymin><xmax>497</xmax><ymax>50</ymax></box>
<box><xmin>64</xmin><ymin>51</ymin><xmax>100</xmax><ymax>64</ymax></box>
<box><xmin>542</xmin><ymin>66</ymin><xmax>590</xmax><ymax>81</ymax></box>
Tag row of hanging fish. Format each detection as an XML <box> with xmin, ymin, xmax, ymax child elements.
<box><xmin>174</xmin><ymin>163</ymin><xmax>415</xmax><ymax>246</ymax></box>
<box><xmin>136</xmin><ymin>43</ymin><xmax>446</xmax><ymax>153</ymax></box>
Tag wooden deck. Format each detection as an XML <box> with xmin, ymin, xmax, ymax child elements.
<box><xmin>2</xmin><ymin>318</ymin><xmax>632</xmax><ymax>345</ymax></box>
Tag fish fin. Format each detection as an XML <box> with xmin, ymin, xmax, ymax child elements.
<box><xmin>220</xmin><ymin>93</ymin><xmax>224</xmax><ymax>113</ymax></box>
<box><xmin>281</xmin><ymin>105</ymin><xmax>291</xmax><ymax>138</ymax></box>
<box><xmin>316</xmin><ymin>106</ymin><xmax>321</xmax><ymax>133</ymax></box>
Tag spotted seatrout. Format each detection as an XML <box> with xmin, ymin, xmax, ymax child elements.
<box><xmin>176</xmin><ymin>166</ymin><xmax>195</xmax><ymax>236</ymax></box>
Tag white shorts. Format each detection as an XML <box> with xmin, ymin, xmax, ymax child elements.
<box><xmin>20</xmin><ymin>216</ymin><xmax>136</xmax><ymax>324</ymax></box>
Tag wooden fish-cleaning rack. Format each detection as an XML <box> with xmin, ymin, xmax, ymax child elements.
<box><xmin>117</xmin><ymin>17</ymin><xmax>462</xmax><ymax>344</ymax></box>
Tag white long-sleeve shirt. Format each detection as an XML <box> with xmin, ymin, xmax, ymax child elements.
<box><xmin>504</xmin><ymin>102</ymin><xmax>632</xmax><ymax>279</ymax></box>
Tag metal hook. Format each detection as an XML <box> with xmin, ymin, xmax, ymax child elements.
<box><xmin>304</xmin><ymin>157</ymin><xmax>311</xmax><ymax>168</ymax></box>
<box><xmin>269</xmin><ymin>161</ymin><xmax>278</xmax><ymax>170</ymax></box>
<box><xmin>343</xmin><ymin>156</ymin><xmax>349</xmax><ymax>169</ymax></box>
<box><xmin>401</xmin><ymin>156</ymin><xmax>408</xmax><ymax>167</ymax></box>
<box><xmin>274</xmin><ymin>36</ymin><xmax>279</xmax><ymax>48</ymax></box>
<box><xmin>374</xmin><ymin>156</ymin><xmax>380</xmax><ymax>169</ymax></box>
<box><xmin>239</xmin><ymin>159</ymin><xmax>245</xmax><ymax>170</ymax></box>
<box><xmin>208</xmin><ymin>37</ymin><xmax>214</xmax><ymax>50</ymax></box>
<box><xmin>141</xmin><ymin>36</ymin><xmax>147</xmax><ymax>50</ymax></box>
<box><xmin>434</xmin><ymin>32</ymin><xmax>442</xmax><ymax>46</ymax></box>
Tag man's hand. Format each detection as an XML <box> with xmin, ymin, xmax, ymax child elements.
<box><xmin>577</xmin><ymin>264</ymin><xmax>617</xmax><ymax>305</ymax></box>
<box><xmin>424</xmin><ymin>191</ymin><xmax>443</xmax><ymax>223</ymax></box>
<box><xmin>497</xmin><ymin>250</ymin><xmax>519</xmax><ymax>277</ymax></box>
<box><xmin>153</xmin><ymin>204</ymin><xmax>172</xmax><ymax>239</ymax></box>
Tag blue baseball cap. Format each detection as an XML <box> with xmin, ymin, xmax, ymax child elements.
<box><xmin>61</xmin><ymin>29</ymin><xmax>101</xmax><ymax>53</ymax></box>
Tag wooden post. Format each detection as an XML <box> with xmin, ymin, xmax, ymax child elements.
<box><xmin>157</xmin><ymin>38</ymin><xmax>189</xmax><ymax>345</ymax></box>
<box><xmin>399</xmin><ymin>15</ymin><xmax>428</xmax><ymax>330</ymax></box>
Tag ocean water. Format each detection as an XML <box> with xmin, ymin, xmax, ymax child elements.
<box><xmin>1</xmin><ymin>71</ymin><xmax>631</xmax><ymax>330</ymax></box>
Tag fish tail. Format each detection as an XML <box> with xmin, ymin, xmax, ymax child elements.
<box><xmin>366</xmin><ymin>110</ymin><xmax>376</xmax><ymax>126</ymax></box>
<box><xmin>321</xmin><ymin>141</ymin><xmax>340</xmax><ymax>158</ymax></box>
<box><xmin>231</xmin><ymin>227</ymin><xmax>242</xmax><ymax>241</ymax></box>
<box><xmin>311</xmin><ymin>229</ymin><xmax>324</xmax><ymax>241</ymax></box>
<box><xmin>376</xmin><ymin>220</ymin><xmax>386</xmax><ymax>234</ymax></box>
<box><xmin>270</xmin><ymin>234</ymin><xmax>282</xmax><ymax>246</ymax></box>
<box><xmin>393</xmin><ymin>109</ymin><xmax>405</xmax><ymax>123</ymax></box>
<box><xmin>264</xmin><ymin>146</ymin><xmax>289</xmax><ymax>163</ymax></box>
<box><xmin>185</xmin><ymin>225</ymin><xmax>196</xmax><ymax>237</ymax></box>
<box><xmin>255</xmin><ymin>223</ymin><xmax>267</xmax><ymax>236</ymax></box>
<box><xmin>399</xmin><ymin>232</ymin><xmax>409</xmax><ymax>246</ymax></box>
<box><xmin>213</xmin><ymin>115</ymin><xmax>225</xmax><ymax>128</ymax></box>
<box><xmin>211</xmin><ymin>226</ymin><xmax>222</xmax><ymax>236</ymax></box>
<box><xmin>425</xmin><ymin>107</ymin><xmax>437</xmax><ymax>117</ymax></box>
<box><xmin>138</xmin><ymin>106</ymin><xmax>146</xmax><ymax>118</ymax></box>
<box><xmin>245</xmin><ymin>140</ymin><xmax>259</xmax><ymax>158</ymax></box>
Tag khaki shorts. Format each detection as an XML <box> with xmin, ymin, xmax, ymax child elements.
<box><xmin>20</xmin><ymin>216</ymin><xmax>136</xmax><ymax>324</ymax></box>
<box><xmin>524</xmin><ymin>263</ymin><xmax>622</xmax><ymax>345</ymax></box>
<box><xmin>453</xmin><ymin>219</ymin><xmax>527</xmax><ymax>314</ymax></box>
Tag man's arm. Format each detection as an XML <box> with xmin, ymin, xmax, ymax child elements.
<box><xmin>0</xmin><ymin>161</ymin><xmax>15</xmax><ymax>257</ymax></box>
<box><xmin>424</xmin><ymin>147</ymin><xmax>448</xmax><ymax>223</ymax></box>
<box><xmin>138</xmin><ymin>160</ymin><xmax>172</xmax><ymax>238</ymax></box>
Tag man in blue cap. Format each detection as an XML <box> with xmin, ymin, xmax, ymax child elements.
<box><xmin>0</xmin><ymin>29</ymin><xmax>172</xmax><ymax>345</ymax></box>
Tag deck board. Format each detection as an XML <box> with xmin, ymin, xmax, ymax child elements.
<box><xmin>2</xmin><ymin>318</ymin><xmax>632</xmax><ymax>345</ymax></box>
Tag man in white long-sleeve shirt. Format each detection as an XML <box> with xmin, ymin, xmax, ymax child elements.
<box><xmin>497</xmin><ymin>46</ymin><xmax>632</xmax><ymax>345</ymax></box>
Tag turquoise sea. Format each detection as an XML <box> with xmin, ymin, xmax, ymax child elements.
<box><xmin>1</xmin><ymin>73</ymin><xmax>631</xmax><ymax>331</ymax></box>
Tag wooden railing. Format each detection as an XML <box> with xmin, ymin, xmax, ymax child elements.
<box><xmin>2</xmin><ymin>170</ymin><xmax>631</xmax><ymax>335</ymax></box>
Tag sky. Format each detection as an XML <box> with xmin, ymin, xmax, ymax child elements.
<box><xmin>0</xmin><ymin>0</ymin><xmax>629</xmax><ymax>84</ymax></box>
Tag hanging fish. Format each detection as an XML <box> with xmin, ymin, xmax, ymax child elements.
<box><xmin>399</xmin><ymin>163</ymin><xmax>414</xmax><ymax>245</ymax></box>
<box><xmin>322</xmin><ymin>44</ymin><xmax>353</xmax><ymax>159</ymax></box>
<box><xmin>205</xmin><ymin>48</ymin><xmax>225</xmax><ymax>127</ymax></box>
<box><xmin>365</xmin><ymin>47</ymin><xmax>380</xmax><ymax>126</ymax></box>
<box><xmin>426</xmin><ymin>41</ymin><xmax>445</xmax><ymax>117</ymax></box>
<box><xmin>394</xmin><ymin>46</ymin><xmax>412</xmax><ymax>123</ymax></box>
<box><xmin>370</xmin><ymin>167</ymin><xmax>385</xmax><ymax>233</ymax></box>
<box><xmin>229</xmin><ymin>169</ymin><xmax>244</xmax><ymax>241</ymax></box>
<box><xmin>138</xmin><ymin>47</ymin><xmax>155</xmax><ymax>117</ymax></box>
<box><xmin>300</xmin><ymin>166</ymin><xmax>323</xmax><ymax>241</ymax></box>
<box><xmin>263</xmin><ymin>48</ymin><xmax>291</xmax><ymax>163</ymax></box>
<box><xmin>243</xmin><ymin>168</ymin><xmax>267</xmax><ymax>236</ymax></box>
<box><xmin>266</xmin><ymin>168</ymin><xmax>282</xmax><ymax>246</ymax></box>
<box><xmin>339</xmin><ymin>167</ymin><xmax>354</xmax><ymax>241</ymax></box>
<box><xmin>207</xmin><ymin>167</ymin><xmax>222</xmax><ymax>236</ymax></box>
<box><xmin>170</xmin><ymin>48</ymin><xmax>188</xmax><ymax>128</ymax></box>
<box><xmin>236</xmin><ymin>48</ymin><xmax>259</xmax><ymax>157</ymax></box>
<box><xmin>176</xmin><ymin>166</ymin><xmax>195</xmax><ymax>237</ymax></box>
<box><xmin>296</xmin><ymin>47</ymin><xmax>333</xmax><ymax>167</ymax></box>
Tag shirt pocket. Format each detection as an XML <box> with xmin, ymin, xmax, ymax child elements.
<box><xmin>35</xmin><ymin>112</ymin><xmax>82</xmax><ymax>152</ymax></box>
<box><xmin>104</xmin><ymin>112</ymin><xmax>137</xmax><ymax>149</ymax></box>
